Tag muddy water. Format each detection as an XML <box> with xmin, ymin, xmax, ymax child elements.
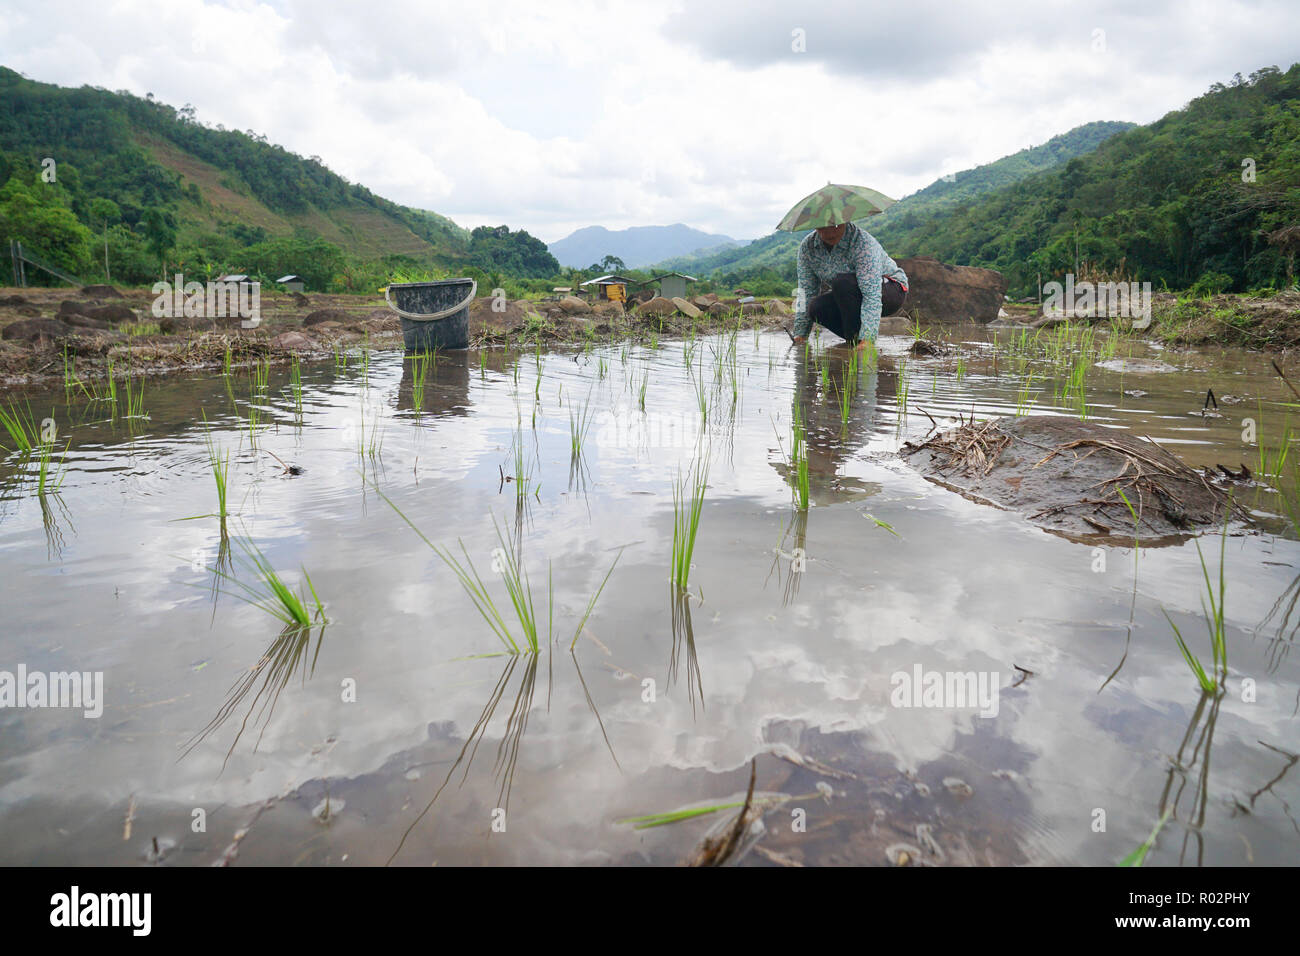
<box><xmin>0</xmin><ymin>327</ymin><xmax>1297</xmax><ymax>867</ymax></box>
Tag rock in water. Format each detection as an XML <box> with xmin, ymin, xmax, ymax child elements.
<box><xmin>895</xmin><ymin>255</ymin><xmax>1008</xmax><ymax>324</ymax></box>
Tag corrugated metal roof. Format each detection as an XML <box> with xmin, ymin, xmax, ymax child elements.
<box><xmin>276</xmin><ymin>274</ymin><xmax>302</xmax><ymax>283</ymax></box>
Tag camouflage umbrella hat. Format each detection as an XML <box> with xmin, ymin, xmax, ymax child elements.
<box><xmin>776</xmin><ymin>183</ymin><xmax>897</xmax><ymax>231</ymax></box>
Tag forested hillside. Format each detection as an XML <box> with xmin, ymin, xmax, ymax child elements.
<box><xmin>0</xmin><ymin>67</ymin><xmax>558</xmax><ymax>289</ymax></box>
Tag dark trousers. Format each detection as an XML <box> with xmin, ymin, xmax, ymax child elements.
<box><xmin>808</xmin><ymin>272</ymin><xmax>907</xmax><ymax>341</ymax></box>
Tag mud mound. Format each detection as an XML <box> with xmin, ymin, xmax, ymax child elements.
<box><xmin>902</xmin><ymin>415</ymin><xmax>1248</xmax><ymax>542</ymax></box>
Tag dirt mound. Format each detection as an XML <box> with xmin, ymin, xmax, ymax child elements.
<box><xmin>80</xmin><ymin>284</ymin><xmax>124</xmax><ymax>298</ymax></box>
<box><xmin>303</xmin><ymin>308</ymin><xmax>354</xmax><ymax>327</ymax></box>
<box><xmin>902</xmin><ymin>415</ymin><xmax>1248</xmax><ymax>543</ymax></box>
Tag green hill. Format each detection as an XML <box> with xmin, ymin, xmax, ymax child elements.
<box><xmin>0</xmin><ymin>67</ymin><xmax>558</xmax><ymax>290</ymax></box>
<box><xmin>660</xmin><ymin>65</ymin><xmax>1300</xmax><ymax>299</ymax></box>
<box><xmin>874</xmin><ymin>65</ymin><xmax>1300</xmax><ymax>296</ymax></box>
<box><xmin>655</xmin><ymin>120</ymin><xmax>1135</xmax><ymax>293</ymax></box>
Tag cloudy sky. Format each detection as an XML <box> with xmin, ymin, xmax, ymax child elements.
<box><xmin>2</xmin><ymin>0</ymin><xmax>1296</xmax><ymax>242</ymax></box>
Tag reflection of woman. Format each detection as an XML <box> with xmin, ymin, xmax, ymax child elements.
<box><xmin>779</xmin><ymin>351</ymin><xmax>887</xmax><ymax>504</ymax></box>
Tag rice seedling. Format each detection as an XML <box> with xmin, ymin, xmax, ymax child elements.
<box><xmin>121</xmin><ymin>321</ymin><xmax>162</xmax><ymax>337</ymax></box>
<box><xmin>863</xmin><ymin>513</ymin><xmax>898</xmax><ymax>536</ymax></box>
<box><xmin>479</xmin><ymin>349</ymin><xmax>487</xmax><ymax>380</ymax></box>
<box><xmin>1014</xmin><ymin>372</ymin><xmax>1039</xmax><ymax>416</ymax></box>
<box><xmin>954</xmin><ymin>352</ymin><xmax>967</xmax><ymax>381</ymax></box>
<box><xmin>638</xmin><ymin>370</ymin><xmax>649</xmax><ymax>411</ymax></box>
<box><xmin>1163</xmin><ymin>507</ymin><xmax>1231</xmax><ymax>695</ymax></box>
<box><xmin>694</xmin><ymin>372</ymin><xmax>708</xmax><ymax>422</ymax></box>
<box><xmin>209</xmin><ymin>533</ymin><xmax>327</xmax><ymax>629</ymax></box>
<box><xmin>205</xmin><ymin>427</ymin><xmax>230</xmax><ymax>520</ymax></box>
<box><xmin>1118</xmin><ymin>808</ymin><xmax>1173</xmax><ymax>867</ymax></box>
<box><xmin>288</xmin><ymin>354</ymin><xmax>303</xmax><ymax>418</ymax></box>
<box><xmin>835</xmin><ymin>379</ymin><xmax>852</xmax><ymax>427</ymax></box>
<box><xmin>895</xmin><ymin>358</ymin><xmax>909</xmax><ymax>420</ymax></box>
<box><xmin>223</xmin><ymin>343</ymin><xmax>233</xmax><ymax>377</ymax></box>
<box><xmin>408</xmin><ymin>349</ymin><xmax>433</xmax><ymax>412</ymax></box>
<box><xmin>374</xmin><ymin>490</ymin><xmax>620</xmax><ymax>654</ymax></box>
<box><xmin>506</xmin><ymin>424</ymin><xmax>537</xmax><ymax>501</ymax></box>
<box><xmin>0</xmin><ymin>400</ymin><xmax>39</xmax><ymax>454</ymax></box>
<box><xmin>1255</xmin><ymin>406</ymin><xmax>1292</xmax><ymax>480</ymax></box>
<box><xmin>61</xmin><ymin>344</ymin><xmax>77</xmax><ymax>395</ymax></box>
<box><xmin>124</xmin><ymin>372</ymin><xmax>145</xmax><ymax>417</ymax></box>
<box><xmin>598</xmin><ymin>355</ymin><xmax>608</xmax><ymax>380</ymax></box>
<box><xmin>671</xmin><ymin>457</ymin><xmax>709</xmax><ymax>591</ymax></box>
<box><xmin>791</xmin><ymin>402</ymin><xmax>810</xmax><ymax>511</ymax></box>
<box><xmin>252</xmin><ymin>358</ymin><xmax>269</xmax><ymax>394</ymax></box>
<box><xmin>35</xmin><ymin>440</ymin><xmax>69</xmax><ymax>496</ymax></box>
<box><xmin>569</xmin><ymin>392</ymin><xmax>595</xmax><ymax>463</ymax></box>
<box><xmin>361</xmin><ymin>332</ymin><xmax>371</xmax><ymax>384</ymax></box>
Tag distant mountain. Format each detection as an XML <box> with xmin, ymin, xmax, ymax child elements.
<box><xmin>547</xmin><ymin>223</ymin><xmax>742</xmax><ymax>269</ymax></box>
<box><xmin>652</xmin><ymin>120</ymin><xmax>1136</xmax><ymax>284</ymax></box>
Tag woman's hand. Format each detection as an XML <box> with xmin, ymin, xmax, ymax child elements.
<box><xmin>793</xmin><ymin>336</ymin><xmax>806</xmax><ymax>345</ymax></box>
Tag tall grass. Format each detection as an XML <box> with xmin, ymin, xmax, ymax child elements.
<box><xmin>671</xmin><ymin>457</ymin><xmax>709</xmax><ymax>591</ymax></box>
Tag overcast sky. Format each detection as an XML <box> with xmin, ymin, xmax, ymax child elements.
<box><xmin>2</xmin><ymin>0</ymin><xmax>1297</xmax><ymax>242</ymax></box>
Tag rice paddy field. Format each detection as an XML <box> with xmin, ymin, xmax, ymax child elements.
<box><xmin>1</xmin><ymin>321</ymin><xmax>1298</xmax><ymax>866</ymax></box>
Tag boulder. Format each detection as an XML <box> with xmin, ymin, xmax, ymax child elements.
<box><xmin>159</xmin><ymin>315</ymin><xmax>211</xmax><ymax>334</ymax></box>
<box><xmin>553</xmin><ymin>314</ymin><xmax>594</xmax><ymax>335</ymax></box>
<box><xmin>291</xmin><ymin>292</ymin><xmax>310</xmax><ymax>307</ymax></box>
<box><xmin>58</xmin><ymin>301</ymin><xmax>135</xmax><ymax>323</ymax></box>
<box><xmin>672</xmin><ymin>296</ymin><xmax>702</xmax><ymax>319</ymax></box>
<box><xmin>80</xmin><ymin>284</ymin><xmax>124</xmax><ymax>299</ymax></box>
<box><xmin>707</xmin><ymin>302</ymin><xmax>730</xmax><ymax>317</ymax></box>
<box><xmin>592</xmin><ymin>300</ymin><xmax>624</xmax><ymax>316</ymax></box>
<box><xmin>636</xmin><ymin>296</ymin><xmax>677</xmax><ymax>317</ymax></box>
<box><xmin>691</xmin><ymin>295</ymin><xmax>712</xmax><ymax>309</ymax></box>
<box><xmin>2</xmin><ymin>318</ymin><xmax>73</xmax><ymax>343</ymax></box>
<box><xmin>558</xmin><ymin>296</ymin><xmax>592</xmax><ymax>315</ymax></box>
<box><xmin>468</xmin><ymin>298</ymin><xmax>546</xmax><ymax>336</ymax></box>
<box><xmin>272</xmin><ymin>331</ymin><xmax>316</xmax><ymax>350</ymax></box>
<box><xmin>62</xmin><ymin>313</ymin><xmax>113</xmax><ymax>331</ymax></box>
<box><xmin>740</xmin><ymin>302</ymin><xmax>767</xmax><ymax>317</ymax></box>
<box><xmin>303</xmin><ymin>308</ymin><xmax>354</xmax><ymax>327</ymax></box>
<box><xmin>767</xmin><ymin>299</ymin><xmax>791</xmax><ymax>316</ymax></box>
<box><xmin>896</xmin><ymin>256</ymin><xmax>1007</xmax><ymax>324</ymax></box>
<box><xmin>0</xmin><ymin>295</ymin><xmax>27</xmax><ymax>307</ymax></box>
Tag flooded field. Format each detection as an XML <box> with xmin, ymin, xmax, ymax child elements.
<box><xmin>1</xmin><ymin>324</ymin><xmax>1298</xmax><ymax>866</ymax></box>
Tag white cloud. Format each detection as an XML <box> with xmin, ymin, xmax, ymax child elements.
<box><xmin>2</xmin><ymin>0</ymin><xmax>1294</xmax><ymax>242</ymax></box>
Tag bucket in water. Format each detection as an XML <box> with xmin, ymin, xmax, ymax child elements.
<box><xmin>385</xmin><ymin>278</ymin><xmax>477</xmax><ymax>351</ymax></box>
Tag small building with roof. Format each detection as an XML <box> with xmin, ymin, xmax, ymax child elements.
<box><xmin>276</xmin><ymin>274</ymin><xmax>305</xmax><ymax>293</ymax></box>
<box><xmin>580</xmin><ymin>274</ymin><xmax>637</xmax><ymax>302</ymax></box>
<box><xmin>650</xmin><ymin>272</ymin><xmax>697</xmax><ymax>301</ymax></box>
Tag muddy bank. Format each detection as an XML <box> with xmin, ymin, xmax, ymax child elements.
<box><xmin>901</xmin><ymin>414</ymin><xmax>1249</xmax><ymax>543</ymax></box>
<box><xmin>0</xmin><ymin>286</ymin><xmax>792</xmax><ymax>386</ymax></box>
